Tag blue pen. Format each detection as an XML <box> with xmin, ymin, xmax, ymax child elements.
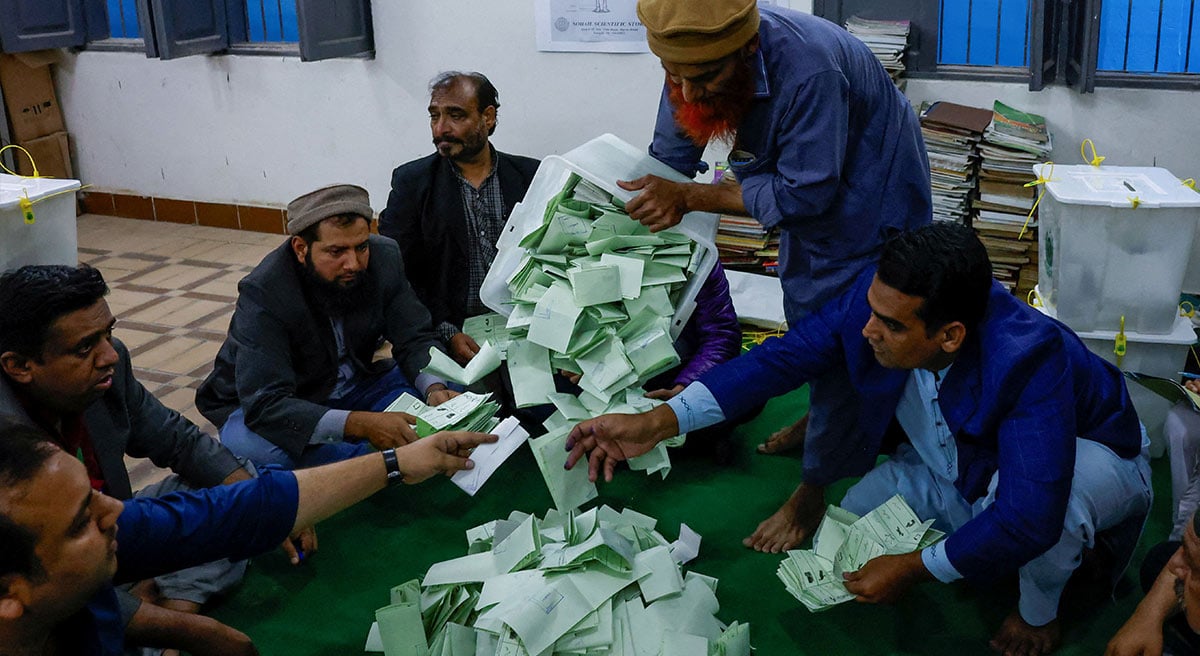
<box><xmin>1178</xmin><ymin>372</ymin><xmax>1200</xmax><ymax>380</ymax></box>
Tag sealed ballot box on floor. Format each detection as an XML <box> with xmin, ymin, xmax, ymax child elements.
<box><xmin>479</xmin><ymin>134</ymin><xmax>719</xmax><ymax>408</ymax></box>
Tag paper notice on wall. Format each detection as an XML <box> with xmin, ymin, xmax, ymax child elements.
<box><xmin>534</xmin><ymin>0</ymin><xmax>649</xmax><ymax>53</ymax></box>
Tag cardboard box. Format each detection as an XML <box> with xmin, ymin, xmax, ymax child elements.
<box><xmin>0</xmin><ymin>52</ymin><xmax>65</xmax><ymax>142</ymax></box>
<box><xmin>15</xmin><ymin>131</ymin><xmax>72</xmax><ymax>179</ymax></box>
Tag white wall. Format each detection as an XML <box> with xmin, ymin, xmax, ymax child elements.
<box><xmin>54</xmin><ymin>2</ymin><xmax>674</xmax><ymax>206</ymax></box>
<box><xmin>54</xmin><ymin>0</ymin><xmax>1197</xmax><ymax>210</ymax></box>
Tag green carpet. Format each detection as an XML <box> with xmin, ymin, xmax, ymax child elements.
<box><xmin>209</xmin><ymin>385</ymin><xmax>1173</xmax><ymax>655</ymax></box>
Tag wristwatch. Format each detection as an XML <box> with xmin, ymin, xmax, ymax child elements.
<box><xmin>382</xmin><ymin>448</ymin><xmax>404</xmax><ymax>486</ymax></box>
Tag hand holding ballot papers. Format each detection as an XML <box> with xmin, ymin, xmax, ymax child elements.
<box><xmin>777</xmin><ymin>495</ymin><xmax>944</xmax><ymax>612</ymax></box>
<box><xmin>383</xmin><ymin>392</ymin><xmax>526</xmax><ymax>496</ymax></box>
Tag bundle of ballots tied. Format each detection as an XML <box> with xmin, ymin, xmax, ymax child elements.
<box><xmin>366</xmin><ymin>505</ymin><xmax>751</xmax><ymax>656</ymax></box>
<box><xmin>777</xmin><ymin>495</ymin><xmax>945</xmax><ymax>612</ymax></box>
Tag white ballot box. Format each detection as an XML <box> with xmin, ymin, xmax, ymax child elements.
<box><xmin>0</xmin><ymin>173</ymin><xmax>81</xmax><ymax>272</ymax></box>
<box><xmin>1035</xmin><ymin>163</ymin><xmax>1200</xmax><ymax>335</ymax></box>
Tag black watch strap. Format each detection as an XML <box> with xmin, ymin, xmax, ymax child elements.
<box><xmin>382</xmin><ymin>448</ymin><xmax>404</xmax><ymax>486</ymax></box>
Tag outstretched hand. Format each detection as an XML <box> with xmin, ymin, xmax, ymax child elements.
<box><xmin>395</xmin><ymin>430</ymin><xmax>498</xmax><ymax>484</ymax></box>
<box><xmin>564</xmin><ymin>406</ymin><xmax>678</xmax><ymax>482</ymax></box>
<box><xmin>618</xmin><ymin>175</ymin><xmax>690</xmax><ymax>232</ymax></box>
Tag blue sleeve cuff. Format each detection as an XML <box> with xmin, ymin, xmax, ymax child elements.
<box><xmin>415</xmin><ymin>373</ymin><xmax>447</xmax><ymax>398</ymax></box>
<box><xmin>738</xmin><ymin>174</ymin><xmax>785</xmax><ymax>229</ymax></box>
<box><xmin>665</xmin><ymin>382</ymin><xmax>726</xmax><ymax>434</ymax></box>
<box><xmin>921</xmin><ymin>542</ymin><xmax>964</xmax><ymax>583</ymax></box>
<box><xmin>310</xmin><ymin>409</ymin><xmax>350</xmax><ymax>444</ymax></box>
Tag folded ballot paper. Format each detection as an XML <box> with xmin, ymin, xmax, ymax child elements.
<box><xmin>777</xmin><ymin>495</ymin><xmax>945</xmax><ymax>612</ymax></box>
<box><xmin>421</xmin><ymin>341</ymin><xmax>503</xmax><ymax>387</ymax></box>
<box><xmin>365</xmin><ymin>506</ymin><xmax>748</xmax><ymax>656</ymax></box>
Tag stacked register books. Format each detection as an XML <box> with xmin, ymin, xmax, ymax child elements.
<box><xmin>975</xmin><ymin>101</ymin><xmax>1052</xmax><ymax>296</ymax></box>
<box><xmin>919</xmin><ymin>102</ymin><xmax>993</xmax><ymax>226</ymax></box>
<box><xmin>845</xmin><ymin>16</ymin><xmax>911</xmax><ymax>86</ymax></box>
<box><xmin>716</xmin><ymin>214</ymin><xmax>779</xmax><ymax>276</ymax></box>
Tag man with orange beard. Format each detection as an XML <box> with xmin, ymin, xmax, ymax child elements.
<box><xmin>620</xmin><ymin>0</ymin><xmax>931</xmax><ymax>565</ymax></box>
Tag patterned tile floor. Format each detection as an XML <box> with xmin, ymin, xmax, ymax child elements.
<box><xmin>77</xmin><ymin>214</ymin><xmax>284</xmax><ymax>489</ymax></box>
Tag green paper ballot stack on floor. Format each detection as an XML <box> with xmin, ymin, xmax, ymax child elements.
<box><xmin>777</xmin><ymin>495</ymin><xmax>944</xmax><ymax>612</ymax></box>
<box><xmin>364</xmin><ymin>506</ymin><xmax>750</xmax><ymax>656</ymax></box>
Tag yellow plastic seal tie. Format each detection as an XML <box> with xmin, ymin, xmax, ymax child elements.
<box><xmin>1128</xmin><ymin>196</ymin><xmax>1141</xmax><ymax>209</ymax></box>
<box><xmin>1020</xmin><ymin>162</ymin><xmax>1055</xmax><ymax>241</ymax></box>
<box><xmin>1081</xmin><ymin>139</ymin><xmax>1106</xmax><ymax>167</ymax></box>
<box><xmin>1184</xmin><ymin>178</ymin><xmax>1197</xmax><ymax>190</ymax></box>
<box><xmin>1026</xmin><ymin>287</ymin><xmax>1045</xmax><ymax>308</ymax></box>
<box><xmin>19</xmin><ymin>194</ymin><xmax>34</xmax><ymax>224</ymax></box>
<box><xmin>1181</xmin><ymin>301</ymin><xmax>1195</xmax><ymax>318</ymax></box>
<box><xmin>1114</xmin><ymin>315</ymin><xmax>1127</xmax><ymax>369</ymax></box>
<box><xmin>0</xmin><ymin>144</ymin><xmax>39</xmax><ymax>178</ymax></box>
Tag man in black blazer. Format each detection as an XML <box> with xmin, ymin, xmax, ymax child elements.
<box><xmin>197</xmin><ymin>185</ymin><xmax>454</xmax><ymax>471</ymax></box>
<box><xmin>379</xmin><ymin>71</ymin><xmax>539</xmax><ymax>366</ymax></box>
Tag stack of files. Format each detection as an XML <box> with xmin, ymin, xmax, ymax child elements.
<box><xmin>977</xmin><ymin>101</ymin><xmax>1052</xmax><ymax>296</ymax></box>
<box><xmin>920</xmin><ymin>101</ymin><xmax>993</xmax><ymax>225</ymax></box>
<box><xmin>845</xmin><ymin>16</ymin><xmax>911</xmax><ymax>84</ymax></box>
<box><xmin>777</xmin><ymin>495</ymin><xmax>943</xmax><ymax>612</ymax></box>
<box><xmin>384</xmin><ymin>391</ymin><xmax>502</xmax><ymax>438</ymax></box>
<box><xmin>715</xmin><ymin>213</ymin><xmax>779</xmax><ymax>276</ymax></box>
<box><xmin>365</xmin><ymin>506</ymin><xmax>752</xmax><ymax>655</ymax></box>
<box><xmin>983</xmin><ymin>101</ymin><xmax>1053</xmax><ymax>159</ymax></box>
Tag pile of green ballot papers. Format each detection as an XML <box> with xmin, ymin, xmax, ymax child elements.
<box><xmin>365</xmin><ymin>506</ymin><xmax>750</xmax><ymax>656</ymax></box>
<box><xmin>384</xmin><ymin>391</ymin><xmax>501</xmax><ymax>437</ymax></box>
<box><xmin>500</xmin><ymin>174</ymin><xmax>706</xmax><ymax>410</ymax></box>
<box><xmin>777</xmin><ymin>495</ymin><xmax>945</xmax><ymax>612</ymax></box>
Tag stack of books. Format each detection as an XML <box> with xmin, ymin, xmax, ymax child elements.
<box><xmin>845</xmin><ymin>16</ymin><xmax>911</xmax><ymax>85</ymax></box>
<box><xmin>919</xmin><ymin>101</ymin><xmax>994</xmax><ymax>225</ymax></box>
<box><xmin>716</xmin><ymin>213</ymin><xmax>780</xmax><ymax>276</ymax></box>
<box><xmin>976</xmin><ymin>101</ymin><xmax>1052</xmax><ymax>296</ymax></box>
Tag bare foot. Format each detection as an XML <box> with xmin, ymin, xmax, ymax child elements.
<box><xmin>757</xmin><ymin>415</ymin><xmax>809</xmax><ymax>455</ymax></box>
<box><xmin>743</xmin><ymin>482</ymin><xmax>825</xmax><ymax>553</ymax></box>
<box><xmin>989</xmin><ymin>610</ymin><xmax>1061</xmax><ymax>656</ymax></box>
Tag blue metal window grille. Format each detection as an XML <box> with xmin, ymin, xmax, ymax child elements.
<box><xmin>1098</xmin><ymin>0</ymin><xmax>1200</xmax><ymax>73</ymax></box>
<box><xmin>938</xmin><ymin>0</ymin><xmax>1030</xmax><ymax>66</ymax></box>
<box><xmin>106</xmin><ymin>0</ymin><xmax>140</xmax><ymax>38</ymax></box>
<box><xmin>247</xmin><ymin>0</ymin><xmax>300</xmax><ymax>42</ymax></box>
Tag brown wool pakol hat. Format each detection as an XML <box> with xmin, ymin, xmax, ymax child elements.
<box><xmin>637</xmin><ymin>0</ymin><xmax>760</xmax><ymax>64</ymax></box>
<box><xmin>286</xmin><ymin>184</ymin><xmax>374</xmax><ymax>235</ymax></box>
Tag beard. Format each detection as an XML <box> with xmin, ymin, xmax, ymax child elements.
<box><xmin>434</xmin><ymin>130</ymin><xmax>488</xmax><ymax>163</ymax></box>
<box><xmin>301</xmin><ymin>253</ymin><xmax>376</xmax><ymax>317</ymax></box>
<box><xmin>666</xmin><ymin>55</ymin><xmax>757</xmax><ymax>147</ymax></box>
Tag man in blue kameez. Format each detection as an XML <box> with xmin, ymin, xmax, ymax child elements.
<box><xmin>618</xmin><ymin>0</ymin><xmax>932</xmax><ymax>557</ymax></box>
